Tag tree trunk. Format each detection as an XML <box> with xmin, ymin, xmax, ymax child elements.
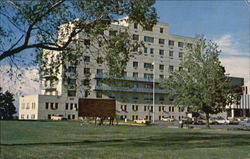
<box><xmin>205</xmin><ymin>113</ymin><xmax>210</xmax><ymax>128</ymax></box>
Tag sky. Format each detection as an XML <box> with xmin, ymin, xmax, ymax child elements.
<box><xmin>154</xmin><ymin>1</ymin><xmax>249</xmax><ymax>83</ymax></box>
<box><xmin>0</xmin><ymin>1</ymin><xmax>249</xmax><ymax>112</ymax></box>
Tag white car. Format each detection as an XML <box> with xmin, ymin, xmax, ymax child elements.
<box><xmin>240</xmin><ymin>120</ymin><xmax>250</xmax><ymax>127</ymax></box>
<box><xmin>215</xmin><ymin>117</ymin><xmax>231</xmax><ymax>124</ymax></box>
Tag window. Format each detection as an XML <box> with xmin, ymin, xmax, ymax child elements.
<box><xmin>144</xmin><ymin>63</ymin><xmax>153</xmax><ymax>69</ymax></box>
<box><xmin>84</xmin><ymin>68</ymin><xmax>90</xmax><ymax>74</ymax></box>
<box><xmin>169</xmin><ymin>65</ymin><xmax>174</xmax><ymax>72</ymax></box>
<box><xmin>144</xmin><ymin>36</ymin><xmax>154</xmax><ymax>43</ymax></box>
<box><xmin>145</xmin><ymin>25</ymin><xmax>153</xmax><ymax>31</ymax></box>
<box><xmin>48</xmin><ymin>114</ymin><xmax>51</xmax><ymax>119</ymax></box>
<box><xmin>68</xmin><ymin>114</ymin><xmax>71</xmax><ymax>119</ymax></box>
<box><xmin>68</xmin><ymin>78</ymin><xmax>76</xmax><ymax>85</ymax></box>
<box><xmin>168</xmin><ymin>40</ymin><xmax>174</xmax><ymax>46</ymax></box>
<box><xmin>134</xmin><ymin>23</ymin><xmax>138</xmax><ymax>29</ymax></box>
<box><xmin>159</xmin><ymin>64</ymin><xmax>164</xmax><ymax>70</ymax></box>
<box><xmin>32</xmin><ymin>103</ymin><xmax>35</xmax><ymax>109</ymax></box>
<box><xmin>132</xmin><ymin>94</ymin><xmax>139</xmax><ymax>100</ymax></box>
<box><xmin>187</xmin><ymin>43</ymin><xmax>193</xmax><ymax>48</ymax></box>
<box><xmin>96</xmin><ymin>92</ymin><xmax>102</xmax><ymax>98</ymax></box>
<box><xmin>45</xmin><ymin>102</ymin><xmax>49</xmax><ymax>109</ymax></box>
<box><xmin>159</xmin><ymin>106</ymin><xmax>162</xmax><ymax>112</ymax></box>
<box><xmin>68</xmin><ymin>91</ymin><xmax>76</xmax><ymax>97</ymax></box>
<box><xmin>179</xmin><ymin>67</ymin><xmax>183</xmax><ymax>71</ymax></box>
<box><xmin>132</xmin><ymin>105</ymin><xmax>138</xmax><ymax>111</ymax></box>
<box><xmin>133</xmin><ymin>62</ymin><xmax>138</xmax><ymax>68</ymax></box>
<box><xmin>55</xmin><ymin>103</ymin><xmax>58</xmax><ymax>109</ymax></box>
<box><xmin>144</xmin><ymin>73</ymin><xmax>153</xmax><ymax>79</ymax></box>
<box><xmin>21</xmin><ymin>103</ymin><xmax>25</xmax><ymax>109</ymax></box>
<box><xmin>65</xmin><ymin>103</ymin><xmax>69</xmax><ymax>110</ymax></box>
<box><xmin>97</xmin><ymin>69</ymin><xmax>103</xmax><ymax>75</ymax></box>
<box><xmin>68</xmin><ymin>66</ymin><xmax>76</xmax><ymax>73</ymax></box>
<box><xmin>97</xmin><ymin>57</ymin><xmax>103</xmax><ymax>64</ymax></box>
<box><xmin>84</xmin><ymin>91</ymin><xmax>89</xmax><ymax>97</ymax></box>
<box><xmin>160</xmin><ymin>27</ymin><xmax>164</xmax><ymax>33</ymax></box>
<box><xmin>150</xmin><ymin>48</ymin><xmax>154</xmax><ymax>54</ymax></box>
<box><xmin>70</xmin><ymin>103</ymin><xmax>73</xmax><ymax>110</ymax></box>
<box><xmin>172</xmin><ymin>107</ymin><xmax>175</xmax><ymax>112</ymax></box>
<box><xmin>178</xmin><ymin>42</ymin><xmax>184</xmax><ymax>48</ymax></box>
<box><xmin>26</xmin><ymin>103</ymin><xmax>30</xmax><ymax>109</ymax></box>
<box><xmin>159</xmin><ymin>49</ymin><xmax>164</xmax><ymax>55</ymax></box>
<box><xmin>51</xmin><ymin>103</ymin><xmax>54</xmax><ymax>109</ymax></box>
<box><xmin>72</xmin><ymin>114</ymin><xmax>75</xmax><ymax>119</ymax></box>
<box><xmin>109</xmin><ymin>30</ymin><xmax>117</xmax><ymax>36</ymax></box>
<box><xmin>75</xmin><ymin>104</ymin><xmax>78</xmax><ymax>111</ymax></box>
<box><xmin>179</xmin><ymin>52</ymin><xmax>183</xmax><ymax>58</ymax></box>
<box><xmin>83</xmin><ymin>79</ymin><xmax>90</xmax><ymax>86</ymax></box>
<box><xmin>144</xmin><ymin>47</ymin><xmax>148</xmax><ymax>53</ymax></box>
<box><xmin>133</xmin><ymin>72</ymin><xmax>138</xmax><ymax>78</ymax></box>
<box><xmin>84</xmin><ymin>39</ymin><xmax>90</xmax><ymax>45</ymax></box>
<box><xmin>84</xmin><ymin>56</ymin><xmax>90</xmax><ymax>62</ymax></box>
<box><xmin>97</xmin><ymin>80</ymin><xmax>102</xmax><ymax>86</ymax></box>
<box><xmin>159</xmin><ymin>96</ymin><xmax>164</xmax><ymax>101</ymax></box>
<box><xmin>159</xmin><ymin>75</ymin><xmax>164</xmax><ymax>79</ymax></box>
<box><xmin>132</xmin><ymin>34</ymin><xmax>139</xmax><ymax>40</ymax></box>
<box><xmin>144</xmin><ymin>106</ymin><xmax>147</xmax><ymax>111</ymax></box>
<box><xmin>121</xmin><ymin>105</ymin><xmax>127</xmax><ymax>111</ymax></box>
<box><xmin>159</xmin><ymin>39</ymin><xmax>165</xmax><ymax>44</ymax></box>
<box><xmin>169</xmin><ymin>51</ymin><xmax>174</xmax><ymax>57</ymax></box>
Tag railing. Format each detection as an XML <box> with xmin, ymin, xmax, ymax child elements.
<box><xmin>94</xmin><ymin>74</ymin><xmax>160</xmax><ymax>83</ymax></box>
<box><xmin>95</xmin><ymin>86</ymin><xmax>168</xmax><ymax>94</ymax></box>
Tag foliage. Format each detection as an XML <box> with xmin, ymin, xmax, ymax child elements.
<box><xmin>160</xmin><ymin>38</ymin><xmax>242</xmax><ymax>128</ymax></box>
<box><xmin>0</xmin><ymin>0</ymin><xmax>157</xmax><ymax>63</ymax></box>
<box><xmin>0</xmin><ymin>87</ymin><xmax>16</xmax><ymax>119</ymax></box>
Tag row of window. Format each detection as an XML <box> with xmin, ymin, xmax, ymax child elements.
<box><xmin>21</xmin><ymin>102</ymin><xmax>36</xmax><ymax>110</ymax></box>
<box><xmin>45</xmin><ymin>102</ymin><xmax>59</xmax><ymax>110</ymax></box>
<box><xmin>65</xmin><ymin>103</ymin><xmax>78</xmax><ymax>110</ymax></box>
<box><xmin>133</xmin><ymin>23</ymin><xmax>165</xmax><ymax>33</ymax></box>
<box><xmin>120</xmin><ymin>105</ymin><xmax>184</xmax><ymax>112</ymax></box>
<box><xmin>133</xmin><ymin>34</ymin><xmax>192</xmax><ymax>48</ymax></box>
<box><xmin>20</xmin><ymin>114</ymin><xmax>35</xmax><ymax>119</ymax></box>
<box><xmin>142</xmin><ymin>48</ymin><xmax>183</xmax><ymax>57</ymax></box>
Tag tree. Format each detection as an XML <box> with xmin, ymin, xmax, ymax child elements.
<box><xmin>160</xmin><ymin>38</ymin><xmax>242</xmax><ymax>128</ymax></box>
<box><xmin>0</xmin><ymin>88</ymin><xmax>16</xmax><ymax>119</ymax></box>
<box><xmin>0</xmin><ymin>0</ymin><xmax>157</xmax><ymax>62</ymax></box>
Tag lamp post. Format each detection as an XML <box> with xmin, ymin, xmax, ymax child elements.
<box><xmin>152</xmin><ymin>62</ymin><xmax>155</xmax><ymax>123</ymax></box>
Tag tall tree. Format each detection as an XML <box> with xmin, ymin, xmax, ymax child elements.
<box><xmin>0</xmin><ymin>0</ymin><xmax>157</xmax><ymax>62</ymax></box>
<box><xmin>160</xmin><ymin>38</ymin><xmax>242</xmax><ymax>128</ymax></box>
<box><xmin>0</xmin><ymin>88</ymin><xmax>16</xmax><ymax>119</ymax></box>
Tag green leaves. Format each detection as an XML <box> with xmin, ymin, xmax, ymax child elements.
<box><xmin>161</xmin><ymin>37</ymin><xmax>242</xmax><ymax>116</ymax></box>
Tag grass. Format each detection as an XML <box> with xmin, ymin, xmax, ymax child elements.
<box><xmin>0</xmin><ymin>120</ymin><xmax>250</xmax><ymax>159</ymax></box>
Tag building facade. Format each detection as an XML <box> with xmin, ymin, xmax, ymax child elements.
<box><xmin>19</xmin><ymin>18</ymin><xmax>248</xmax><ymax>121</ymax></box>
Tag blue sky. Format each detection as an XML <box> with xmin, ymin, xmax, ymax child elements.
<box><xmin>154</xmin><ymin>1</ymin><xmax>249</xmax><ymax>83</ymax></box>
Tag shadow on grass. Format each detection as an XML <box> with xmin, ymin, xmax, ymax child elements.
<box><xmin>1</xmin><ymin>131</ymin><xmax>250</xmax><ymax>150</ymax></box>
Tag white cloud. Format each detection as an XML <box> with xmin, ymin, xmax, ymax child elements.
<box><xmin>214</xmin><ymin>34</ymin><xmax>246</xmax><ymax>56</ymax></box>
<box><xmin>219</xmin><ymin>57</ymin><xmax>250</xmax><ymax>85</ymax></box>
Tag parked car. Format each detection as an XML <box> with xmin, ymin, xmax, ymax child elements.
<box><xmin>240</xmin><ymin>120</ymin><xmax>250</xmax><ymax>127</ymax></box>
<box><xmin>134</xmin><ymin>119</ymin><xmax>151</xmax><ymax>125</ymax></box>
<box><xmin>51</xmin><ymin>115</ymin><xmax>67</xmax><ymax>120</ymax></box>
<box><xmin>214</xmin><ymin>117</ymin><xmax>231</xmax><ymax>125</ymax></box>
<box><xmin>161</xmin><ymin>117</ymin><xmax>175</xmax><ymax>122</ymax></box>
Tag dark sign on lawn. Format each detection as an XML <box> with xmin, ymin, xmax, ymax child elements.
<box><xmin>78</xmin><ymin>98</ymin><xmax>116</xmax><ymax>118</ymax></box>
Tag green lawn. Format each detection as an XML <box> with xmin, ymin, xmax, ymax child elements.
<box><xmin>0</xmin><ymin>120</ymin><xmax>250</xmax><ymax>159</ymax></box>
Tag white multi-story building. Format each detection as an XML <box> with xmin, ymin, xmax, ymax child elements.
<box><xmin>20</xmin><ymin>17</ymin><xmax>248</xmax><ymax>121</ymax></box>
<box><xmin>20</xmin><ymin>18</ymin><xmax>196</xmax><ymax>120</ymax></box>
